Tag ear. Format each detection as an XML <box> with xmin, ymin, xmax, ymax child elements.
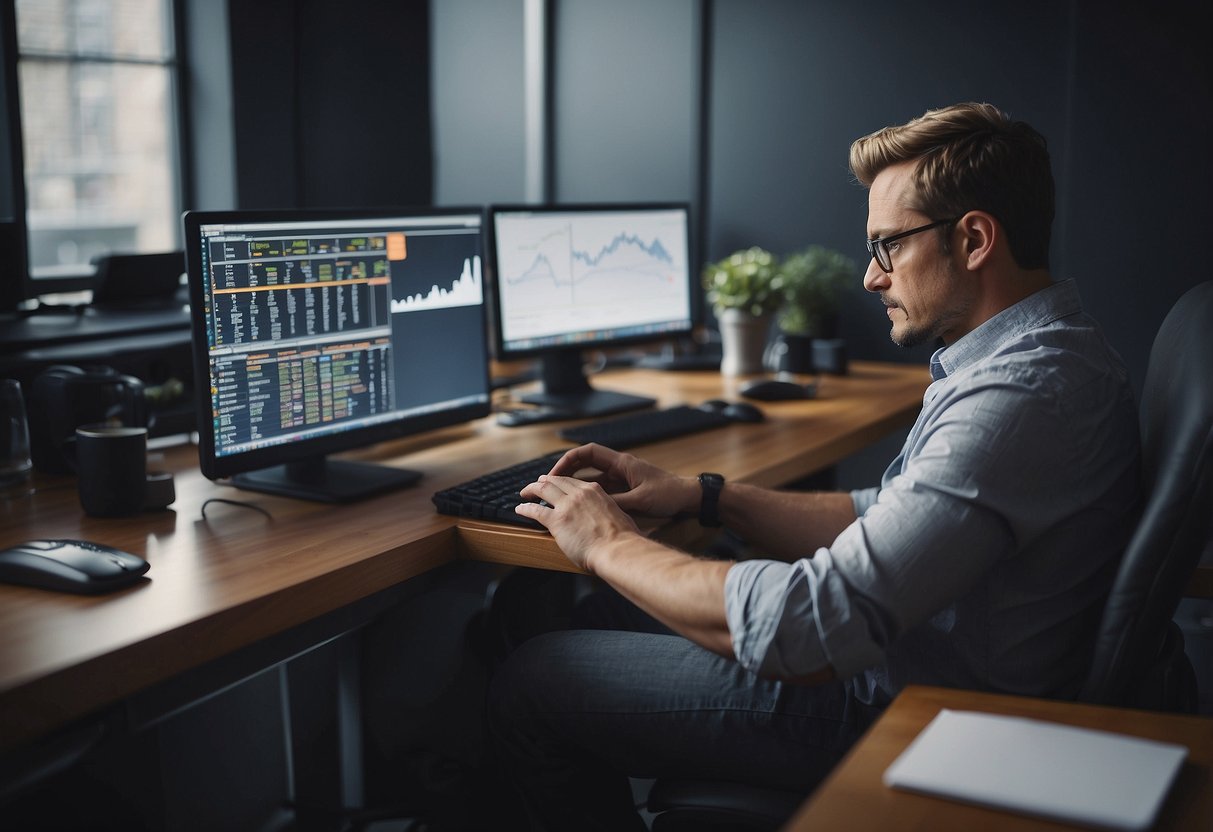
<box><xmin>956</xmin><ymin>211</ymin><xmax>998</xmax><ymax>271</ymax></box>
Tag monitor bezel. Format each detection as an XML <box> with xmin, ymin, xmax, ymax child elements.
<box><xmin>183</xmin><ymin>205</ymin><xmax>493</xmax><ymax>484</ymax></box>
<box><xmin>486</xmin><ymin>201</ymin><xmax>696</xmax><ymax>361</ymax></box>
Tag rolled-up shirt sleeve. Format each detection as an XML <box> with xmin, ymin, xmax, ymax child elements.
<box><xmin>725</xmin><ymin>553</ymin><xmax>888</xmax><ymax>679</ymax></box>
<box><xmin>725</xmin><ymin>475</ymin><xmax>1014</xmax><ymax>680</ymax></box>
<box><xmin>851</xmin><ymin>486</ymin><xmax>881</xmax><ymax>517</ymax></box>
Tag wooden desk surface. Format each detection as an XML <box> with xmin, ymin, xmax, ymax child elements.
<box><xmin>786</xmin><ymin>685</ymin><xmax>1213</xmax><ymax>831</ymax></box>
<box><xmin>0</xmin><ymin>362</ymin><xmax>928</xmax><ymax>751</ymax></box>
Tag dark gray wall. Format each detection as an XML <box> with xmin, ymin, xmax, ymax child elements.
<box><xmin>1062</xmin><ymin>3</ymin><xmax>1211</xmax><ymax>396</ymax></box>
<box><xmin>432</xmin><ymin>0</ymin><xmax>1211</xmax><ymax>398</ymax></box>
<box><xmin>708</xmin><ymin>0</ymin><xmax>1073</xmax><ymax>368</ymax></box>
<box><xmin>222</xmin><ymin>0</ymin><xmax>433</xmax><ymax>210</ymax></box>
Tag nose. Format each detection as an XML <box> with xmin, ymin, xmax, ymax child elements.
<box><xmin>863</xmin><ymin>258</ymin><xmax>889</xmax><ymax>293</ymax></box>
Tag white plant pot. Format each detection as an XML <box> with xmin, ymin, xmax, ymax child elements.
<box><xmin>718</xmin><ymin>308</ymin><xmax>772</xmax><ymax>376</ymax></box>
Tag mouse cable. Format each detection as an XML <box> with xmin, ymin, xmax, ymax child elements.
<box><xmin>200</xmin><ymin>498</ymin><xmax>273</xmax><ymax>521</ymax></box>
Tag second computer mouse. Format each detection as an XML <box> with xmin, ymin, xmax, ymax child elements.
<box><xmin>721</xmin><ymin>402</ymin><xmax>765</xmax><ymax>423</ymax></box>
<box><xmin>739</xmin><ymin>378</ymin><xmax>817</xmax><ymax>401</ymax></box>
<box><xmin>0</xmin><ymin>539</ymin><xmax>150</xmax><ymax>595</ymax></box>
<box><xmin>698</xmin><ymin>399</ymin><xmax>730</xmax><ymax>413</ymax></box>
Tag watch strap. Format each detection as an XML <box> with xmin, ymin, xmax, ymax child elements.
<box><xmin>698</xmin><ymin>472</ymin><xmax>725</xmax><ymax>527</ymax></box>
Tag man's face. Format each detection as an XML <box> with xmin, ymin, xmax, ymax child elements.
<box><xmin>863</xmin><ymin>161</ymin><xmax>970</xmax><ymax>347</ymax></box>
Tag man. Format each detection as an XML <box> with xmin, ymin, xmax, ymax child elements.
<box><xmin>488</xmin><ymin>103</ymin><xmax>1141</xmax><ymax>831</ymax></box>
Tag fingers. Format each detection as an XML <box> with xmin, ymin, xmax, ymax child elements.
<box><xmin>519</xmin><ymin>474</ymin><xmax>579</xmax><ymax>502</ymax></box>
<box><xmin>515</xmin><ymin>477</ymin><xmax>562</xmax><ymax>525</ymax></box>
<box><xmin>519</xmin><ymin>475</ymin><xmax>555</xmax><ymax>501</ymax></box>
<box><xmin>514</xmin><ymin>475</ymin><xmax>597</xmax><ymax>526</ymax></box>
<box><xmin>548</xmin><ymin>443</ymin><xmax>622</xmax><ymax>477</ymax></box>
<box><xmin>513</xmin><ymin>498</ymin><xmax>549</xmax><ymax>523</ymax></box>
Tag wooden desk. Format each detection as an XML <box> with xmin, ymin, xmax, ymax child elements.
<box><xmin>0</xmin><ymin>362</ymin><xmax>928</xmax><ymax>753</ymax></box>
<box><xmin>786</xmin><ymin>685</ymin><xmax>1213</xmax><ymax>831</ymax></box>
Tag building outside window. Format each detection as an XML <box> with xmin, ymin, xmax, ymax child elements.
<box><xmin>15</xmin><ymin>0</ymin><xmax>179</xmax><ymax>280</ymax></box>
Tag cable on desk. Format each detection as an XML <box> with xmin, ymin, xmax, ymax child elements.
<box><xmin>200</xmin><ymin>498</ymin><xmax>273</xmax><ymax>521</ymax></box>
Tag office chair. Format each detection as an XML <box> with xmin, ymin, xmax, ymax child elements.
<box><xmin>647</xmin><ymin>280</ymin><xmax>1213</xmax><ymax>831</ymax></box>
<box><xmin>1078</xmin><ymin>279</ymin><xmax>1213</xmax><ymax>709</ymax></box>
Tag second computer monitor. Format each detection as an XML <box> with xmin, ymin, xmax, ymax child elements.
<box><xmin>489</xmin><ymin>202</ymin><xmax>694</xmax><ymax>417</ymax></box>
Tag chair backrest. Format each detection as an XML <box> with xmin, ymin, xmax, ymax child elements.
<box><xmin>1080</xmin><ymin>281</ymin><xmax>1213</xmax><ymax>708</ymax></box>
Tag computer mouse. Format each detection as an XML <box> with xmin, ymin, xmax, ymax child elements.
<box><xmin>0</xmin><ymin>539</ymin><xmax>150</xmax><ymax>595</ymax></box>
<box><xmin>698</xmin><ymin>399</ymin><xmax>730</xmax><ymax>413</ymax></box>
<box><xmin>497</xmin><ymin>406</ymin><xmax>575</xmax><ymax>427</ymax></box>
<box><xmin>739</xmin><ymin>378</ymin><xmax>817</xmax><ymax>401</ymax></box>
<box><xmin>721</xmin><ymin>402</ymin><xmax>765</xmax><ymax>423</ymax></box>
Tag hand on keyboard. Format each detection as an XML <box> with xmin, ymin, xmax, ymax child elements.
<box><xmin>515</xmin><ymin>469</ymin><xmax>643</xmax><ymax>570</ymax></box>
<box><xmin>433</xmin><ymin>401</ymin><xmax>752</xmax><ymax>529</ymax></box>
<box><xmin>431</xmin><ymin>451</ymin><xmax>568</xmax><ymax>530</ymax></box>
<box><xmin>542</xmin><ymin>444</ymin><xmax>699</xmax><ymax>520</ymax></box>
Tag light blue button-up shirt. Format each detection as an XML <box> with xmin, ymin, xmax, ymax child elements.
<box><xmin>724</xmin><ymin>280</ymin><xmax>1141</xmax><ymax>704</ymax></box>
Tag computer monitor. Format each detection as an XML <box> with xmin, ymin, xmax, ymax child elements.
<box><xmin>488</xmin><ymin>202</ymin><xmax>694</xmax><ymax>417</ymax></box>
<box><xmin>183</xmin><ymin>207</ymin><xmax>491</xmax><ymax>502</ymax></box>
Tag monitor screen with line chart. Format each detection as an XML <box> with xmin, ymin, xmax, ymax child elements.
<box><xmin>488</xmin><ymin>202</ymin><xmax>694</xmax><ymax>418</ymax></box>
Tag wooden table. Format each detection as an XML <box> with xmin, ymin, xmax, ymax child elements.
<box><xmin>0</xmin><ymin>361</ymin><xmax>930</xmax><ymax>754</ymax></box>
<box><xmin>785</xmin><ymin>685</ymin><xmax>1213</xmax><ymax>831</ymax></box>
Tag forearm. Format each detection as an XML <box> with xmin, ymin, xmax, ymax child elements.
<box><xmin>587</xmin><ymin>533</ymin><xmax>735</xmax><ymax>658</ymax></box>
<box><xmin>716</xmin><ymin>482</ymin><xmax>857</xmax><ymax>560</ymax></box>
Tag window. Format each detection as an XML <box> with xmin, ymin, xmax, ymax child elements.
<box><xmin>15</xmin><ymin>0</ymin><xmax>180</xmax><ymax>282</ymax></box>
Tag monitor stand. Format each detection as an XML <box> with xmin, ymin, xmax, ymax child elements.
<box><xmin>517</xmin><ymin>348</ymin><xmax>655</xmax><ymax>419</ymax></box>
<box><xmin>231</xmin><ymin>456</ymin><xmax>422</xmax><ymax>503</ymax></box>
<box><xmin>634</xmin><ymin>342</ymin><xmax>723</xmax><ymax>372</ymax></box>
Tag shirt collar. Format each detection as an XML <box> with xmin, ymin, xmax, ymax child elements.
<box><xmin>931</xmin><ymin>279</ymin><xmax>1082</xmax><ymax>379</ymax></box>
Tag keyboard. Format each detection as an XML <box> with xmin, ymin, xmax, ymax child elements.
<box><xmin>431</xmin><ymin>450</ymin><xmax>568</xmax><ymax>530</ymax></box>
<box><xmin>559</xmin><ymin>404</ymin><xmax>732</xmax><ymax>449</ymax></box>
<box><xmin>432</xmin><ymin>407</ymin><xmax>735</xmax><ymax>530</ymax></box>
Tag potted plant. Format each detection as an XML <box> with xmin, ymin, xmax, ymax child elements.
<box><xmin>770</xmin><ymin>245</ymin><xmax>855</xmax><ymax>373</ymax></box>
<box><xmin>703</xmin><ymin>247</ymin><xmax>784</xmax><ymax>375</ymax></box>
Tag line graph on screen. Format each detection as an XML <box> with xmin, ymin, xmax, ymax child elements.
<box><xmin>499</xmin><ymin>214</ymin><xmax>685</xmax><ymax>314</ymax></box>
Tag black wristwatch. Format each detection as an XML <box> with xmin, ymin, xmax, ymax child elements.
<box><xmin>698</xmin><ymin>472</ymin><xmax>725</xmax><ymax>527</ymax></box>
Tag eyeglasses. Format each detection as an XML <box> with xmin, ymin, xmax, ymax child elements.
<box><xmin>865</xmin><ymin>217</ymin><xmax>960</xmax><ymax>273</ymax></box>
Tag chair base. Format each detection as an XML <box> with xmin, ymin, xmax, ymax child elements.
<box><xmin>646</xmin><ymin>778</ymin><xmax>805</xmax><ymax>832</ymax></box>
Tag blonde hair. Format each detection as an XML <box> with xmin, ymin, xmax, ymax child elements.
<box><xmin>850</xmin><ymin>103</ymin><xmax>1054</xmax><ymax>269</ymax></box>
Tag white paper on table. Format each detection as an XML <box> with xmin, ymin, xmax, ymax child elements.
<box><xmin>883</xmin><ymin>708</ymin><xmax>1188</xmax><ymax>831</ymax></box>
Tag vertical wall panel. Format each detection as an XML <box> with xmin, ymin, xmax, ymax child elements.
<box><xmin>295</xmin><ymin>0</ymin><xmax>432</xmax><ymax>208</ymax></box>
<box><xmin>431</xmin><ymin>0</ymin><xmax>528</xmax><ymax>205</ymax></box>
<box><xmin>227</xmin><ymin>0</ymin><xmax>300</xmax><ymax>208</ymax></box>
<box><xmin>552</xmin><ymin>0</ymin><xmax>699</xmax><ymax>205</ymax></box>
<box><xmin>183</xmin><ymin>0</ymin><xmax>234</xmax><ymax>210</ymax></box>
<box><xmin>226</xmin><ymin>0</ymin><xmax>433</xmax><ymax>210</ymax></box>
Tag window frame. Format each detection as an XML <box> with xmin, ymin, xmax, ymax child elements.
<box><xmin>0</xmin><ymin>0</ymin><xmax>191</xmax><ymax>303</ymax></box>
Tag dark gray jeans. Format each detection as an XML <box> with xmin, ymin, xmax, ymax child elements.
<box><xmin>487</xmin><ymin>626</ymin><xmax>882</xmax><ymax>831</ymax></box>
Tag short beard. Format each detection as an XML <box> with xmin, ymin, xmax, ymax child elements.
<box><xmin>891</xmin><ymin>324</ymin><xmax>935</xmax><ymax>349</ymax></box>
<box><xmin>883</xmin><ymin>300</ymin><xmax>940</xmax><ymax>348</ymax></box>
<box><xmin>888</xmin><ymin>259</ymin><xmax>967</xmax><ymax>348</ymax></box>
